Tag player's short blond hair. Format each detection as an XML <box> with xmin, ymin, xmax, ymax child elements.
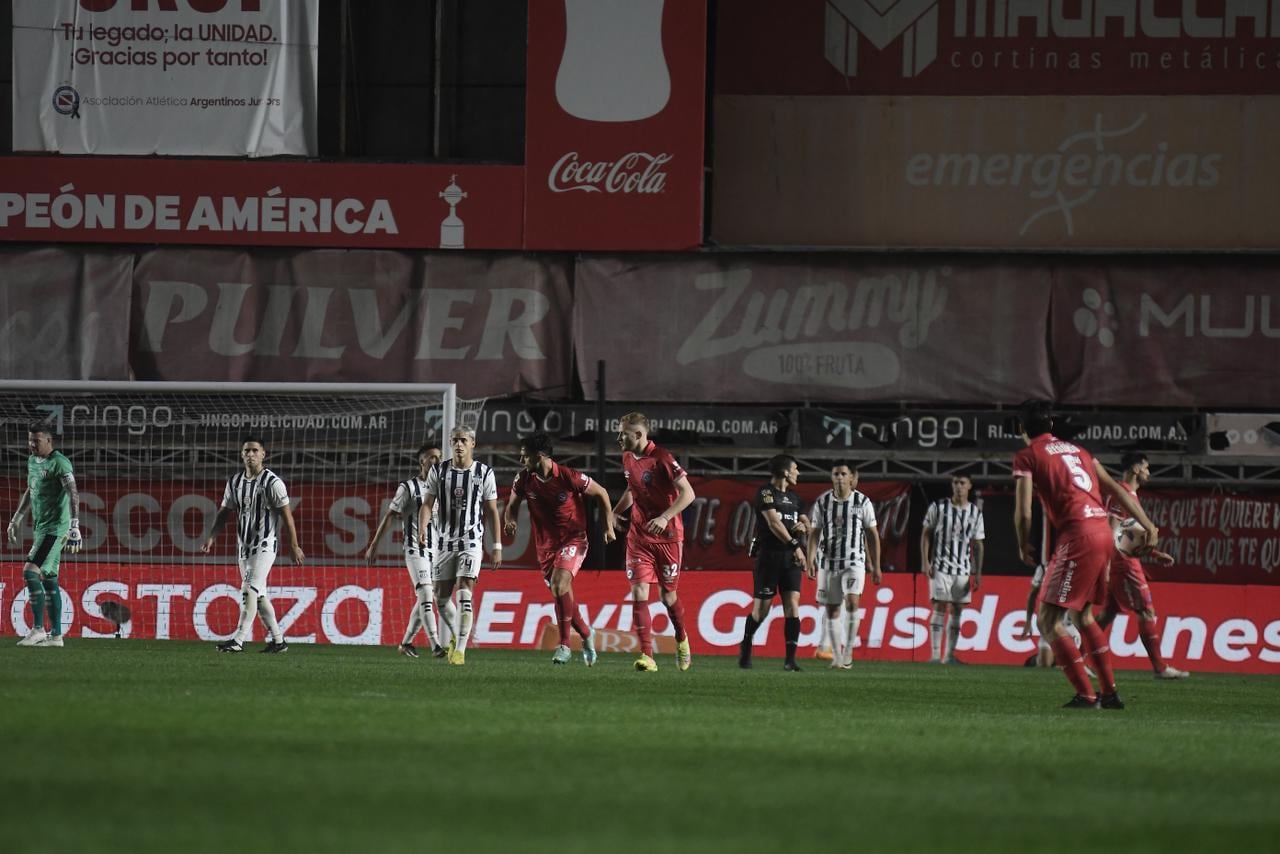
<box><xmin>619</xmin><ymin>412</ymin><xmax>649</xmax><ymax>433</ymax></box>
<box><xmin>450</xmin><ymin>425</ymin><xmax>476</xmax><ymax>441</ymax></box>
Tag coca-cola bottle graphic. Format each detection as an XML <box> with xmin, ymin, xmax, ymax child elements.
<box><xmin>555</xmin><ymin>0</ymin><xmax>670</xmax><ymax>122</ymax></box>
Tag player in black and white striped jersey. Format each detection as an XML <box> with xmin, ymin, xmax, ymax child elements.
<box><xmin>806</xmin><ymin>461</ymin><xmax>880</xmax><ymax>670</ymax></box>
<box><xmin>202</xmin><ymin>436</ymin><xmax>304</xmax><ymax>654</ymax></box>
<box><xmin>418</xmin><ymin>425</ymin><xmax>502</xmax><ymax>666</ymax></box>
<box><xmin>366</xmin><ymin>444</ymin><xmax>458</xmax><ymax>659</ymax></box>
<box><xmin>921</xmin><ymin>474</ymin><xmax>985</xmax><ymax>664</ymax></box>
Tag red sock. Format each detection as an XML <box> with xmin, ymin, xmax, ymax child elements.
<box><xmin>1051</xmin><ymin>635</ymin><xmax>1096</xmax><ymax>700</ymax></box>
<box><xmin>1080</xmin><ymin>621</ymin><xmax>1117</xmax><ymax>694</ymax></box>
<box><xmin>666</xmin><ymin>598</ymin><xmax>688</xmax><ymax>642</ymax></box>
<box><xmin>632</xmin><ymin>601</ymin><xmax>653</xmax><ymax>655</ymax></box>
<box><xmin>553</xmin><ymin>594</ymin><xmax>571</xmax><ymax>646</ymax></box>
<box><xmin>556</xmin><ymin>591</ymin><xmax>591</xmax><ymax>640</ymax></box>
<box><xmin>1139</xmin><ymin>618</ymin><xmax>1166</xmax><ymax>673</ymax></box>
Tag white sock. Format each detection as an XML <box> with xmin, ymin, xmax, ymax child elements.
<box><xmin>824</xmin><ymin>615</ymin><xmax>840</xmax><ymax>657</ymax></box>
<box><xmin>234</xmin><ymin>583</ymin><xmax>258</xmax><ymax>643</ymax></box>
<box><xmin>455</xmin><ymin>589</ymin><xmax>473</xmax><ymax>652</ymax></box>
<box><xmin>437</xmin><ymin>597</ymin><xmax>458</xmax><ymax>645</ymax></box>
<box><xmin>819</xmin><ymin>613</ymin><xmax>833</xmax><ymax>653</ymax></box>
<box><xmin>402</xmin><ymin>592</ymin><xmax>423</xmax><ymax>646</ymax></box>
<box><xmin>257</xmin><ymin>593</ymin><xmax>282</xmax><ymax>644</ymax></box>
<box><xmin>946</xmin><ymin>613</ymin><xmax>961</xmax><ymax>661</ymax></box>
<box><xmin>418</xmin><ymin>587</ymin><xmax>439</xmax><ymax>648</ymax></box>
<box><xmin>929</xmin><ymin>612</ymin><xmax>944</xmax><ymax>659</ymax></box>
<box><xmin>1065</xmin><ymin>619</ymin><xmax>1082</xmax><ymax>647</ymax></box>
<box><xmin>844</xmin><ymin>612</ymin><xmax>860</xmax><ymax>660</ymax></box>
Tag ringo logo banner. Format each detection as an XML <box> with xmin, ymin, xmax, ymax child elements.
<box><xmin>12</xmin><ymin>0</ymin><xmax>319</xmax><ymax>157</ymax></box>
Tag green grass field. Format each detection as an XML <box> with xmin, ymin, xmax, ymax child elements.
<box><xmin>2</xmin><ymin>641</ymin><xmax>1278</xmax><ymax>854</ymax></box>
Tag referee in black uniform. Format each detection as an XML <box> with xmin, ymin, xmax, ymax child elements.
<box><xmin>738</xmin><ymin>454</ymin><xmax>812</xmax><ymax>671</ymax></box>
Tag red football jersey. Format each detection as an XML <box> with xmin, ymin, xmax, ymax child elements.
<box><xmin>622</xmin><ymin>441</ymin><xmax>686</xmax><ymax>545</ymax></box>
<box><xmin>1104</xmin><ymin>479</ymin><xmax>1139</xmax><ymax>523</ymax></box>
<box><xmin>1012</xmin><ymin>434</ymin><xmax>1109</xmax><ymax>533</ymax></box>
<box><xmin>512</xmin><ymin>462</ymin><xmax>593</xmax><ymax>557</ymax></box>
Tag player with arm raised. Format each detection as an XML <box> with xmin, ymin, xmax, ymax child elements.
<box><xmin>615</xmin><ymin>412</ymin><xmax>697</xmax><ymax>673</ymax></box>
<box><xmin>366</xmin><ymin>444</ymin><xmax>453</xmax><ymax>659</ymax></box>
<box><xmin>10</xmin><ymin>425</ymin><xmax>82</xmax><ymax>648</ymax></box>
<box><xmin>503</xmin><ymin>432</ymin><xmax>616</xmax><ymax>666</ymax></box>
<box><xmin>1095</xmin><ymin>452</ymin><xmax>1187</xmax><ymax>680</ymax></box>
<box><xmin>1012</xmin><ymin>401</ymin><xmax>1157</xmax><ymax>709</ymax></box>
<box><xmin>806</xmin><ymin>461</ymin><xmax>879</xmax><ymax>670</ymax></box>
<box><xmin>921</xmin><ymin>474</ymin><xmax>985</xmax><ymax>665</ymax></box>
<box><xmin>418</xmin><ymin>425</ymin><xmax>502</xmax><ymax>666</ymax></box>
<box><xmin>202</xmin><ymin>436</ymin><xmax>305</xmax><ymax>654</ymax></box>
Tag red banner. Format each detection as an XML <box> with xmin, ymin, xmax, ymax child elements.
<box><xmin>0</xmin><ymin>247</ymin><xmax>133</xmax><ymax>380</ymax></box>
<box><xmin>129</xmin><ymin>248</ymin><xmax>573</xmax><ymax>394</ymax></box>
<box><xmin>574</xmin><ymin>255</ymin><xmax>1054</xmax><ymax>403</ymax></box>
<box><xmin>682</xmin><ymin>477</ymin><xmax>911</xmax><ymax>572</ymax></box>
<box><xmin>1051</xmin><ymin>263</ymin><xmax>1280</xmax><ymax>407</ymax></box>
<box><xmin>4</xmin><ymin>568</ymin><xmax>1276</xmax><ymax>674</ymax></box>
<box><xmin>717</xmin><ymin>0</ymin><xmax>1280</xmax><ymax>95</ymax></box>
<box><xmin>523</xmin><ymin>0</ymin><xmax>706</xmax><ymax>249</ymax></box>
<box><xmin>0</xmin><ymin>157</ymin><xmax>524</xmax><ymax>249</ymax></box>
<box><xmin>1136</xmin><ymin>490</ymin><xmax>1280</xmax><ymax>586</ymax></box>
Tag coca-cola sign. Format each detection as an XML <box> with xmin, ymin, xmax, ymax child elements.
<box><xmin>547</xmin><ymin>152</ymin><xmax>672</xmax><ymax>194</ymax></box>
<box><xmin>523</xmin><ymin>1</ymin><xmax>706</xmax><ymax>250</ymax></box>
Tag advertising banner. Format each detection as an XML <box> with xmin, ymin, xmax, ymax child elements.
<box><xmin>574</xmin><ymin>255</ymin><xmax>1054</xmax><ymax>403</ymax></box>
<box><xmin>0</xmin><ymin>247</ymin><xmax>133</xmax><ymax>380</ymax></box>
<box><xmin>711</xmin><ymin>95</ymin><xmax>1280</xmax><ymax>249</ymax></box>
<box><xmin>0</xmin><ymin>157</ymin><xmax>524</xmax><ymax>249</ymax></box>
<box><xmin>1050</xmin><ymin>263</ymin><xmax>1280</xmax><ymax>407</ymax></box>
<box><xmin>1206</xmin><ymin>414</ymin><xmax>1280</xmax><ymax>457</ymax></box>
<box><xmin>12</xmin><ymin>0</ymin><xmax>319</xmax><ymax>157</ymax></box>
<box><xmin>1136</xmin><ymin>490</ymin><xmax>1280</xmax><ymax>586</ymax></box>
<box><xmin>717</xmin><ymin>0</ymin><xmax>1280</xmax><ymax>95</ymax></box>
<box><xmin>681</xmin><ymin>477</ymin><xmax>912</xmax><ymax>572</ymax></box>
<box><xmin>799</xmin><ymin>408</ymin><xmax>1202</xmax><ymax>454</ymax></box>
<box><xmin>129</xmin><ymin>248</ymin><xmax>572</xmax><ymax>394</ymax></box>
<box><xmin>3</xmin><ymin>568</ymin><xmax>1275</xmax><ymax>674</ymax></box>
<box><xmin>472</xmin><ymin>401</ymin><xmax>790</xmax><ymax>446</ymax></box>
<box><xmin>523</xmin><ymin>0</ymin><xmax>707</xmax><ymax>249</ymax></box>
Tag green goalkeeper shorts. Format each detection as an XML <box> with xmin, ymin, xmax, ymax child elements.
<box><xmin>27</xmin><ymin>533</ymin><xmax>66</xmax><ymax>578</ymax></box>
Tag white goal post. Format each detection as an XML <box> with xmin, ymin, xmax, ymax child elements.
<box><xmin>0</xmin><ymin>380</ymin><xmax>466</xmax><ymax>646</ymax></box>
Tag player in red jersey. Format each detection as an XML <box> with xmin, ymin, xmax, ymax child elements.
<box><xmin>503</xmin><ymin>433</ymin><xmax>616</xmax><ymax>667</ymax></box>
<box><xmin>1095</xmin><ymin>452</ymin><xmax>1188</xmax><ymax>680</ymax></box>
<box><xmin>614</xmin><ymin>412</ymin><xmax>697</xmax><ymax>673</ymax></box>
<box><xmin>1012</xmin><ymin>401</ymin><xmax>1159</xmax><ymax>709</ymax></box>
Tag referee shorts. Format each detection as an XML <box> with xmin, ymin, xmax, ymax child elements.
<box><xmin>753</xmin><ymin>550</ymin><xmax>803</xmax><ymax>600</ymax></box>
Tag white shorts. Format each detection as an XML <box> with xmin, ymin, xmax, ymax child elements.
<box><xmin>930</xmin><ymin>572</ymin><xmax>972</xmax><ymax>604</ymax></box>
<box><xmin>820</xmin><ymin>564</ymin><xmax>866</xmax><ymax>602</ymax></box>
<box><xmin>238</xmin><ymin>551</ymin><xmax>276</xmax><ymax>592</ymax></box>
<box><xmin>433</xmin><ymin>545</ymin><xmax>483</xmax><ymax>582</ymax></box>
<box><xmin>406</xmin><ymin>552</ymin><xmax>433</xmax><ymax>588</ymax></box>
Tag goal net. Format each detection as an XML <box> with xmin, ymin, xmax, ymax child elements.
<box><xmin>0</xmin><ymin>381</ymin><xmax>467</xmax><ymax>646</ymax></box>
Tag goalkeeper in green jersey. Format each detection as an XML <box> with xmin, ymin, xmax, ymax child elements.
<box><xmin>8</xmin><ymin>425</ymin><xmax>82</xmax><ymax>648</ymax></box>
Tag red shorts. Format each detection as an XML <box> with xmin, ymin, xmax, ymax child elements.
<box><xmin>624</xmin><ymin>537</ymin><xmax>683</xmax><ymax>591</ymax></box>
<box><xmin>537</xmin><ymin>539</ymin><xmax>588</xmax><ymax>585</ymax></box>
<box><xmin>1107</xmin><ymin>555</ymin><xmax>1154</xmax><ymax>614</ymax></box>
<box><xmin>1041</xmin><ymin>523</ymin><xmax>1113</xmax><ymax>611</ymax></box>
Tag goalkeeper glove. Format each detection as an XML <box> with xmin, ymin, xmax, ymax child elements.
<box><xmin>66</xmin><ymin>520</ymin><xmax>83</xmax><ymax>554</ymax></box>
<box><xmin>6</xmin><ymin>518</ymin><xmax>18</xmax><ymax>545</ymax></box>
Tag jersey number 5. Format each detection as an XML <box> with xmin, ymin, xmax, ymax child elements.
<box><xmin>1062</xmin><ymin>454</ymin><xmax>1093</xmax><ymax>492</ymax></box>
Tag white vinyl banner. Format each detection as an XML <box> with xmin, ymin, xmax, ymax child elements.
<box><xmin>12</xmin><ymin>0</ymin><xmax>318</xmax><ymax>157</ymax></box>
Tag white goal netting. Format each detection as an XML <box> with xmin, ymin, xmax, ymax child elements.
<box><xmin>0</xmin><ymin>381</ymin><xmax>464</xmax><ymax>646</ymax></box>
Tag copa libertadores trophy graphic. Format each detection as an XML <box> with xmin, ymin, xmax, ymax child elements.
<box><xmin>439</xmin><ymin>175</ymin><xmax>467</xmax><ymax>249</ymax></box>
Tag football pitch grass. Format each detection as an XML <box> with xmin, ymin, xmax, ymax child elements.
<box><xmin>2</xmin><ymin>641</ymin><xmax>1278</xmax><ymax>854</ymax></box>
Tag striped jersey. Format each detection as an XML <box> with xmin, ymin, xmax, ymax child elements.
<box><xmin>425</xmin><ymin>460</ymin><xmax>497</xmax><ymax>551</ymax></box>
<box><xmin>809</xmin><ymin>489</ymin><xmax>877</xmax><ymax>570</ymax></box>
<box><xmin>924</xmin><ymin>498</ymin><xmax>985</xmax><ymax>575</ymax></box>
<box><xmin>220</xmin><ymin>468</ymin><xmax>289</xmax><ymax>558</ymax></box>
<box><xmin>389</xmin><ymin>477</ymin><xmax>433</xmax><ymax>556</ymax></box>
